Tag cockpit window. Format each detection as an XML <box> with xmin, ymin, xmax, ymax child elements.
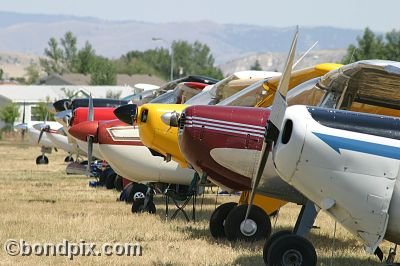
<box><xmin>217</xmin><ymin>79</ymin><xmax>267</xmax><ymax>107</ymax></box>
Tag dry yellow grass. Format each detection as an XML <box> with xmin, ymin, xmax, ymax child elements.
<box><xmin>0</xmin><ymin>140</ymin><xmax>391</xmax><ymax>265</ymax></box>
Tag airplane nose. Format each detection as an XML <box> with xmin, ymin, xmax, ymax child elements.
<box><xmin>68</xmin><ymin>120</ymin><xmax>99</xmax><ymax>142</ymax></box>
<box><xmin>53</xmin><ymin>99</ymin><xmax>70</xmax><ymax>112</ymax></box>
<box><xmin>32</xmin><ymin>123</ymin><xmax>45</xmax><ymax>131</ymax></box>
<box><xmin>114</xmin><ymin>104</ymin><xmax>137</xmax><ymax>125</ymax></box>
<box><xmin>14</xmin><ymin>123</ymin><xmax>28</xmax><ymax>131</ymax></box>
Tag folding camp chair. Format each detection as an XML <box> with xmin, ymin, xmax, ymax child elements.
<box><xmin>165</xmin><ymin>173</ymin><xmax>200</xmax><ymax>222</ymax></box>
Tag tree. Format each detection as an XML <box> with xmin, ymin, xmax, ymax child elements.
<box><xmin>90</xmin><ymin>57</ymin><xmax>117</xmax><ymax>85</ymax></box>
<box><xmin>32</xmin><ymin>100</ymin><xmax>54</xmax><ymax>121</ymax></box>
<box><xmin>250</xmin><ymin>60</ymin><xmax>262</xmax><ymax>70</ymax></box>
<box><xmin>60</xmin><ymin>31</ymin><xmax>79</xmax><ymax>72</ymax></box>
<box><xmin>0</xmin><ymin>68</ymin><xmax>3</xmax><ymax>80</ymax></box>
<box><xmin>342</xmin><ymin>28</ymin><xmax>385</xmax><ymax>63</ymax></box>
<box><xmin>40</xmin><ymin>37</ymin><xmax>65</xmax><ymax>74</ymax></box>
<box><xmin>0</xmin><ymin>102</ymin><xmax>20</xmax><ymax>131</ymax></box>
<box><xmin>25</xmin><ymin>63</ymin><xmax>40</xmax><ymax>84</ymax></box>
<box><xmin>106</xmin><ymin>90</ymin><xmax>122</xmax><ymax>99</ymax></box>
<box><xmin>384</xmin><ymin>29</ymin><xmax>400</xmax><ymax>61</ymax></box>
<box><xmin>115</xmin><ymin>40</ymin><xmax>223</xmax><ymax>80</ymax></box>
<box><xmin>76</xmin><ymin>41</ymin><xmax>96</xmax><ymax>74</ymax></box>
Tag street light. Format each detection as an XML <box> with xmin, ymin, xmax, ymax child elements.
<box><xmin>152</xmin><ymin>37</ymin><xmax>174</xmax><ymax>81</ymax></box>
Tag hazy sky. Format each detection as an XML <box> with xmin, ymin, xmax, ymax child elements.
<box><xmin>1</xmin><ymin>0</ymin><xmax>399</xmax><ymax>31</ymax></box>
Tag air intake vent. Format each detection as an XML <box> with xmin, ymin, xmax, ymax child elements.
<box><xmin>178</xmin><ymin>112</ymin><xmax>186</xmax><ymax>134</ymax></box>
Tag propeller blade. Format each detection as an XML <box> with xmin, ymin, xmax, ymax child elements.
<box><xmin>88</xmin><ymin>94</ymin><xmax>94</xmax><ymax>121</ymax></box>
<box><xmin>38</xmin><ymin>129</ymin><xmax>44</xmax><ymax>144</ymax></box>
<box><xmin>21</xmin><ymin>101</ymin><xmax>26</xmax><ymax>140</ymax></box>
<box><xmin>244</xmin><ymin>27</ymin><xmax>299</xmax><ymax>222</ymax></box>
<box><xmin>22</xmin><ymin>101</ymin><xmax>26</xmax><ymax>124</ymax></box>
<box><xmin>113</xmin><ymin>104</ymin><xmax>138</xmax><ymax>125</ymax></box>
<box><xmin>86</xmin><ymin>135</ymin><xmax>93</xmax><ymax>176</ymax></box>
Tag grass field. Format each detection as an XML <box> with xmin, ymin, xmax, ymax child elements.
<box><xmin>0</xmin><ymin>140</ymin><xmax>391</xmax><ymax>265</ymax></box>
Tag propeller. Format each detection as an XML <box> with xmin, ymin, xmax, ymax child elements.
<box><xmin>37</xmin><ymin>112</ymin><xmax>49</xmax><ymax>144</ymax></box>
<box><xmin>21</xmin><ymin>101</ymin><xmax>26</xmax><ymax>140</ymax></box>
<box><xmin>86</xmin><ymin>94</ymin><xmax>94</xmax><ymax>176</ymax></box>
<box><xmin>244</xmin><ymin>27</ymin><xmax>298</xmax><ymax>224</ymax></box>
<box><xmin>86</xmin><ymin>135</ymin><xmax>93</xmax><ymax>176</ymax></box>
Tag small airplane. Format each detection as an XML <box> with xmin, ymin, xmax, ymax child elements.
<box><xmin>254</xmin><ymin>31</ymin><xmax>400</xmax><ymax>264</ymax></box>
<box><xmin>14</xmin><ymin>120</ymin><xmax>64</xmax><ymax>164</ymax></box>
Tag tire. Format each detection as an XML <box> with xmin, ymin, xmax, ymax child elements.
<box><xmin>224</xmin><ymin>204</ymin><xmax>271</xmax><ymax>242</ymax></box>
<box><xmin>114</xmin><ymin>175</ymin><xmax>123</xmax><ymax>192</ymax></box>
<box><xmin>131</xmin><ymin>198</ymin><xmax>156</xmax><ymax>214</ymax></box>
<box><xmin>64</xmin><ymin>156</ymin><xmax>74</xmax><ymax>163</ymax></box>
<box><xmin>105</xmin><ymin>171</ymin><xmax>117</xmax><ymax>189</ymax></box>
<box><xmin>263</xmin><ymin>230</ymin><xmax>292</xmax><ymax>265</ymax></box>
<box><xmin>36</xmin><ymin>155</ymin><xmax>49</xmax><ymax>165</ymax></box>
<box><xmin>126</xmin><ymin>183</ymin><xmax>149</xmax><ymax>203</ymax></box>
<box><xmin>209</xmin><ymin>202</ymin><xmax>238</xmax><ymax>239</ymax></box>
<box><xmin>267</xmin><ymin>234</ymin><xmax>317</xmax><ymax>266</ymax></box>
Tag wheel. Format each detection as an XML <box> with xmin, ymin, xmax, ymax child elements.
<box><xmin>36</xmin><ymin>155</ymin><xmax>49</xmax><ymax>165</ymax></box>
<box><xmin>105</xmin><ymin>171</ymin><xmax>117</xmax><ymax>189</ymax></box>
<box><xmin>263</xmin><ymin>230</ymin><xmax>292</xmax><ymax>265</ymax></box>
<box><xmin>114</xmin><ymin>175</ymin><xmax>123</xmax><ymax>192</ymax></box>
<box><xmin>209</xmin><ymin>202</ymin><xmax>238</xmax><ymax>238</ymax></box>
<box><xmin>224</xmin><ymin>204</ymin><xmax>271</xmax><ymax>242</ymax></box>
<box><xmin>126</xmin><ymin>183</ymin><xmax>149</xmax><ymax>203</ymax></box>
<box><xmin>64</xmin><ymin>156</ymin><xmax>74</xmax><ymax>163</ymax></box>
<box><xmin>267</xmin><ymin>234</ymin><xmax>317</xmax><ymax>266</ymax></box>
<box><xmin>131</xmin><ymin>198</ymin><xmax>156</xmax><ymax>214</ymax></box>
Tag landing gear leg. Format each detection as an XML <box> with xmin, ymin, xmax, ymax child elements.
<box><xmin>263</xmin><ymin>200</ymin><xmax>318</xmax><ymax>266</ymax></box>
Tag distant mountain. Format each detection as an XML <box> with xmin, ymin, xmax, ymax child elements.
<box><xmin>0</xmin><ymin>11</ymin><xmax>360</xmax><ymax>64</ymax></box>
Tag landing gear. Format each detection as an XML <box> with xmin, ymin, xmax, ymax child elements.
<box><xmin>36</xmin><ymin>155</ymin><xmax>49</xmax><ymax>165</ymax></box>
<box><xmin>104</xmin><ymin>171</ymin><xmax>117</xmax><ymax>190</ymax></box>
<box><xmin>262</xmin><ymin>200</ymin><xmax>318</xmax><ymax>266</ymax></box>
<box><xmin>224</xmin><ymin>204</ymin><xmax>271</xmax><ymax>242</ymax></box>
<box><xmin>266</xmin><ymin>234</ymin><xmax>317</xmax><ymax>265</ymax></box>
<box><xmin>131</xmin><ymin>185</ymin><xmax>156</xmax><ymax>214</ymax></box>
<box><xmin>209</xmin><ymin>202</ymin><xmax>237</xmax><ymax>238</ymax></box>
<box><xmin>64</xmin><ymin>155</ymin><xmax>74</xmax><ymax>163</ymax></box>
<box><xmin>126</xmin><ymin>183</ymin><xmax>148</xmax><ymax>203</ymax></box>
<box><xmin>114</xmin><ymin>175</ymin><xmax>123</xmax><ymax>192</ymax></box>
<box><xmin>131</xmin><ymin>198</ymin><xmax>156</xmax><ymax>214</ymax></box>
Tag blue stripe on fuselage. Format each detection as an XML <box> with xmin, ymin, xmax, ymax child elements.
<box><xmin>313</xmin><ymin>132</ymin><xmax>400</xmax><ymax>160</ymax></box>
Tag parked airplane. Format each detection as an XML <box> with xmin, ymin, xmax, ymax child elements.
<box><xmin>258</xmin><ymin>55</ymin><xmax>400</xmax><ymax>263</ymax></box>
<box><xmin>14</xmin><ymin>120</ymin><xmax>65</xmax><ymax>164</ymax></box>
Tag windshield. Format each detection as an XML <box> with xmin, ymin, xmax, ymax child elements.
<box><xmin>149</xmin><ymin>83</ymin><xmax>204</xmax><ymax>104</ymax></box>
<box><xmin>286</xmin><ymin>77</ymin><xmax>326</xmax><ymax>106</ymax></box>
<box><xmin>217</xmin><ymin>79</ymin><xmax>267</xmax><ymax>107</ymax></box>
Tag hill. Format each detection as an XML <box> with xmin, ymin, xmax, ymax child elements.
<box><xmin>0</xmin><ymin>11</ymin><xmax>360</xmax><ymax>64</ymax></box>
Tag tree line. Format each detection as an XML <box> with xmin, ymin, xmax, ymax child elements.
<box><xmin>33</xmin><ymin>31</ymin><xmax>223</xmax><ymax>85</ymax></box>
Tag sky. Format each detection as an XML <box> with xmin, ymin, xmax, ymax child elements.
<box><xmin>0</xmin><ymin>0</ymin><xmax>399</xmax><ymax>32</ymax></box>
